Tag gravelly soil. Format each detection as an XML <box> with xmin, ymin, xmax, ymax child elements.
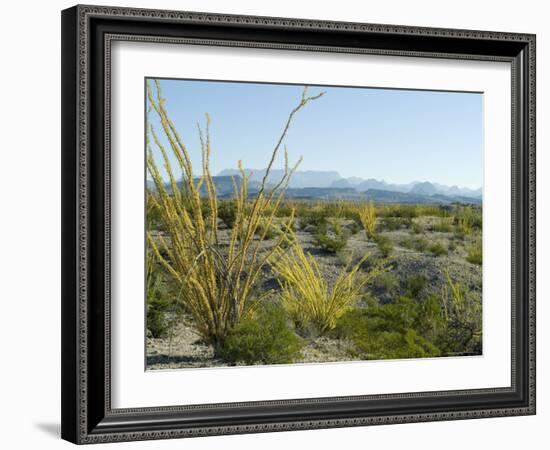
<box><xmin>147</xmin><ymin>320</ymin><xmax>360</xmax><ymax>370</ymax></box>
<box><xmin>146</xmin><ymin>215</ymin><xmax>482</xmax><ymax>370</ymax></box>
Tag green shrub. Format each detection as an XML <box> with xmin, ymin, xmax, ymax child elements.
<box><xmin>381</xmin><ymin>217</ymin><xmax>400</xmax><ymax>231</ymax></box>
<box><xmin>348</xmin><ymin>220</ymin><xmax>362</xmax><ymax>235</ymax></box>
<box><xmin>418</xmin><ymin>294</ymin><xmax>447</xmax><ymax>342</ymax></box>
<box><xmin>332</xmin><ymin>298</ymin><xmax>441</xmax><ymax>360</ymax></box>
<box><xmin>374</xmin><ymin>234</ymin><xmax>393</xmax><ymax>257</ymax></box>
<box><xmin>299</xmin><ymin>209</ymin><xmax>328</xmax><ymax>230</ymax></box>
<box><xmin>428</xmin><ymin>242</ymin><xmax>448</xmax><ymax>257</ymax></box>
<box><xmin>313</xmin><ymin>220</ymin><xmax>348</xmax><ymax>254</ymax></box>
<box><xmin>413</xmin><ymin>237</ymin><xmax>429</xmax><ymax>252</ymax></box>
<box><xmin>146</xmin><ymin>259</ymin><xmax>180</xmax><ymax>338</ymax></box>
<box><xmin>454</xmin><ymin>206</ymin><xmax>482</xmax><ymax>235</ymax></box>
<box><xmin>402</xmin><ymin>236</ymin><xmax>428</xmax><ymax>253</ymax></box>
<box><xmin>332</xmin><ymin>274</ymin><xmax>482</xmax><ymax>360</ymax></box>
<box><xmin>147</xmin><ymin>295</ymin><xmax>172</xmax><ymax>338</ymax></box>
<box><xmin>406</xmin><ymin>275</ymin><xmax>427</xmax><ymax>298</ymax></box>
<box><xmin>415</xmin><ymin>205</ymin><xmax>450</xmax><ymax>218</ymax></box>
<box><xmin>147</xmin><ymin>293</ymin><xmax>184</xmax><ymax>340</ymax></box>
<box><xmin>381</xmin><ymin>216</ymin><xmax>412</xmax><ymax>231</ymax></box>
<box><xmin>220</xmin><ymin>304</ymin><xmax>303</xmax><ymax>365</ymax></box>
<box><xmin>254</xmin><ymin>217</ymin><xmax>278</xmax><ymax>240</ymax></box>
<box><xmin>314</xmin><ymin>233</ymin><xmax>347</xmax><ymax>253</ymax></box>
<box><xmin>218</xmin><ymin>200</ymin><xmax>237</xmax><ymax>228</ymax></box>
<box><xmin>382</xmin><ymin>204</ymin><xmax>418</xmax><ymax>219</ymax></box>
<box><xmin>355</xmin><ymin>328</ymin><xmax>440</xmax><ymax>360</ymax></box>
<box><xmin>454</xmin><ymin>231</ymin><xmax>466</xmax><ymax>241</ymax></box>
<box><xmin>373</xmin><ymin>272</ymin><xmax>399</xmax><ymax>293</ymax></box>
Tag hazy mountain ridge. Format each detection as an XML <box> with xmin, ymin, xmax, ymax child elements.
<box><xmin>216</xmin><ymin>168</ymin><xmax>482</xmax><ymax>199</ymax></box>
<box><xmin>147</xmin><ymin>169</ymin><xmax>481</xmax><ymax>205</ymax></box>
<box><xmin>217</xmin><ymin>168</ymin><xmax>341</xmax><ymax>189</ymax></box>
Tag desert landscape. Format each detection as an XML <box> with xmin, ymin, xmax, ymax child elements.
<box><xmin>145</xmin><ymin>79</ymin><xmax>482</xmax><ymax>370</ymax></box>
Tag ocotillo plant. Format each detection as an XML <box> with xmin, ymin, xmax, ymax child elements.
<box><xmin>146</xmin><ymin>79</ymin><xmax>323</xmax><ymax>350</ymax></box>
<box><xmin>271</xmin><ymin>228</ymin><xmax>383</xmax><ymax>336</ymax></box>
<box><xmin>357</xmin><ymin>200</ymin><xmax>377</xmax><ymax>239</ymax></box>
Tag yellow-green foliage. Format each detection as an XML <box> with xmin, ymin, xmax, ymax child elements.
<box><xmin>146</xmin><ymin>80</ymin><xmax>323</xmax><ymax>348</ymax></box>
<box><xmin>432</xmin><ymin>217</ymin><xmax>453</xmax><ymax>233</ymax></box>
<box><xmin>380</xmin><ymin>204</ymin><xmax>417</xmax><ymax>219</ymax></box>
<box><xmin>415</xmin><ymin>204</ymin><xmax>450</xmax><ymax>218</ymax></box>
<box><xmin>411</xmin><ymin>221</ymin><xmax>424</xmax><ymax>234</ymax></box>
<box><xmin>278</xmin><ymin>200</ymin><xmax>456</xmax><ymax>226</ymax></box>
<box><xmin>271</xmin><ymin>231</ymin><xmax>381</xmax><ymax>335</ymax></box>
<box><xmin>455</xmin><ymin>206</ymin><xmax>481</xmax><ymax>235</ymax></box>
<box><xmin>357</xmin><ymin>201</ymin><xmax>376</xmax><ymax>239</ymax></box>
<box><xmin>441</xmin><ymin>269</ymin><xmax>476</xmax><ymax>322</ymax></box>
<box><xmin>466</xmin><ymin>237</ymin><xmax>482</xmax><ymax>265</ymax></box>
<box><xmin>428</xmin><ymin>241</ymin><xmax>448</xmax><ymax>257</ymax></box>
<box><xmin>440</xmin><ymin>269</ymin><xmax>482</xmax><ymax>353</ymax></box>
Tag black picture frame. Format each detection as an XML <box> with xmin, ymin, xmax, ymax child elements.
<box><xmin>61</xmin><ymin>4</ymin><xmax>536</xmax><ymax>444</ymax></box>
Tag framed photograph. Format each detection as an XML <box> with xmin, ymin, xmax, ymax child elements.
<box><xmin>61</xmin><ymin>4</ymin><xmax>536</xmax><ymax>444</ymax></box>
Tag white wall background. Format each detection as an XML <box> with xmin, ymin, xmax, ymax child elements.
<box><xmin>0</xmin><ymin>0</ymin><xmax>546</xmax><ymax>448</ymax></box>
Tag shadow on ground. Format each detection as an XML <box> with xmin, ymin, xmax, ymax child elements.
<box><xmin>35</xmin><ymin>422</ymin><xmax>60</xmax><ymax>438</ymax></box>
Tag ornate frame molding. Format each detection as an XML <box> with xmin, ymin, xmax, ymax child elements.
<box><xmin>61</xmin><ymin>4</ymin><xmax>536</xmax><ymax>444</ymax></box>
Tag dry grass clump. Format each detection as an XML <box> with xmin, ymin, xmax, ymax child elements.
<box><xmin>271</xmin><ymin>230</ymin><xmax>383</xmax><ymax>335</ymax></box>
<box><xmin>146</xmin><ymin>79</ymin><xmax>323</xmax><ymax>349</ymax></box>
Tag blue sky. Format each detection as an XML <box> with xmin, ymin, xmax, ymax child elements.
<box><xmin>146</xmin><ymin>78</ymin><xmax>483</xmax><ymax>189</ymax></box>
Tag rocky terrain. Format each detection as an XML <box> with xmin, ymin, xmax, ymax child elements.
<box><xmin>146</xmin><ymin>211</ymin><xmax>482</xmax><ymax>370</ymax></box>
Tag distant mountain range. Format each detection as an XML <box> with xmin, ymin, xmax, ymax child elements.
<box><xmin>217</xmin><ymin>168</ymin><xmax>342</xmax><ymax>189</ymax></box>
<box><xmin>217</xmin><ymin>168</ymin><xmax>481</xmax><ymax>199</ymax></box>
<box><xmin>147</xmin><ymin>169</ymin><xmax>482</xmax><ymax>205</ymax></box>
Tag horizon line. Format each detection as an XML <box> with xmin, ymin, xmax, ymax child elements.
<box><xmin>146</xmin><ymin>170</ymin><xmax>482</xmax><ymax>191</ymax></box>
